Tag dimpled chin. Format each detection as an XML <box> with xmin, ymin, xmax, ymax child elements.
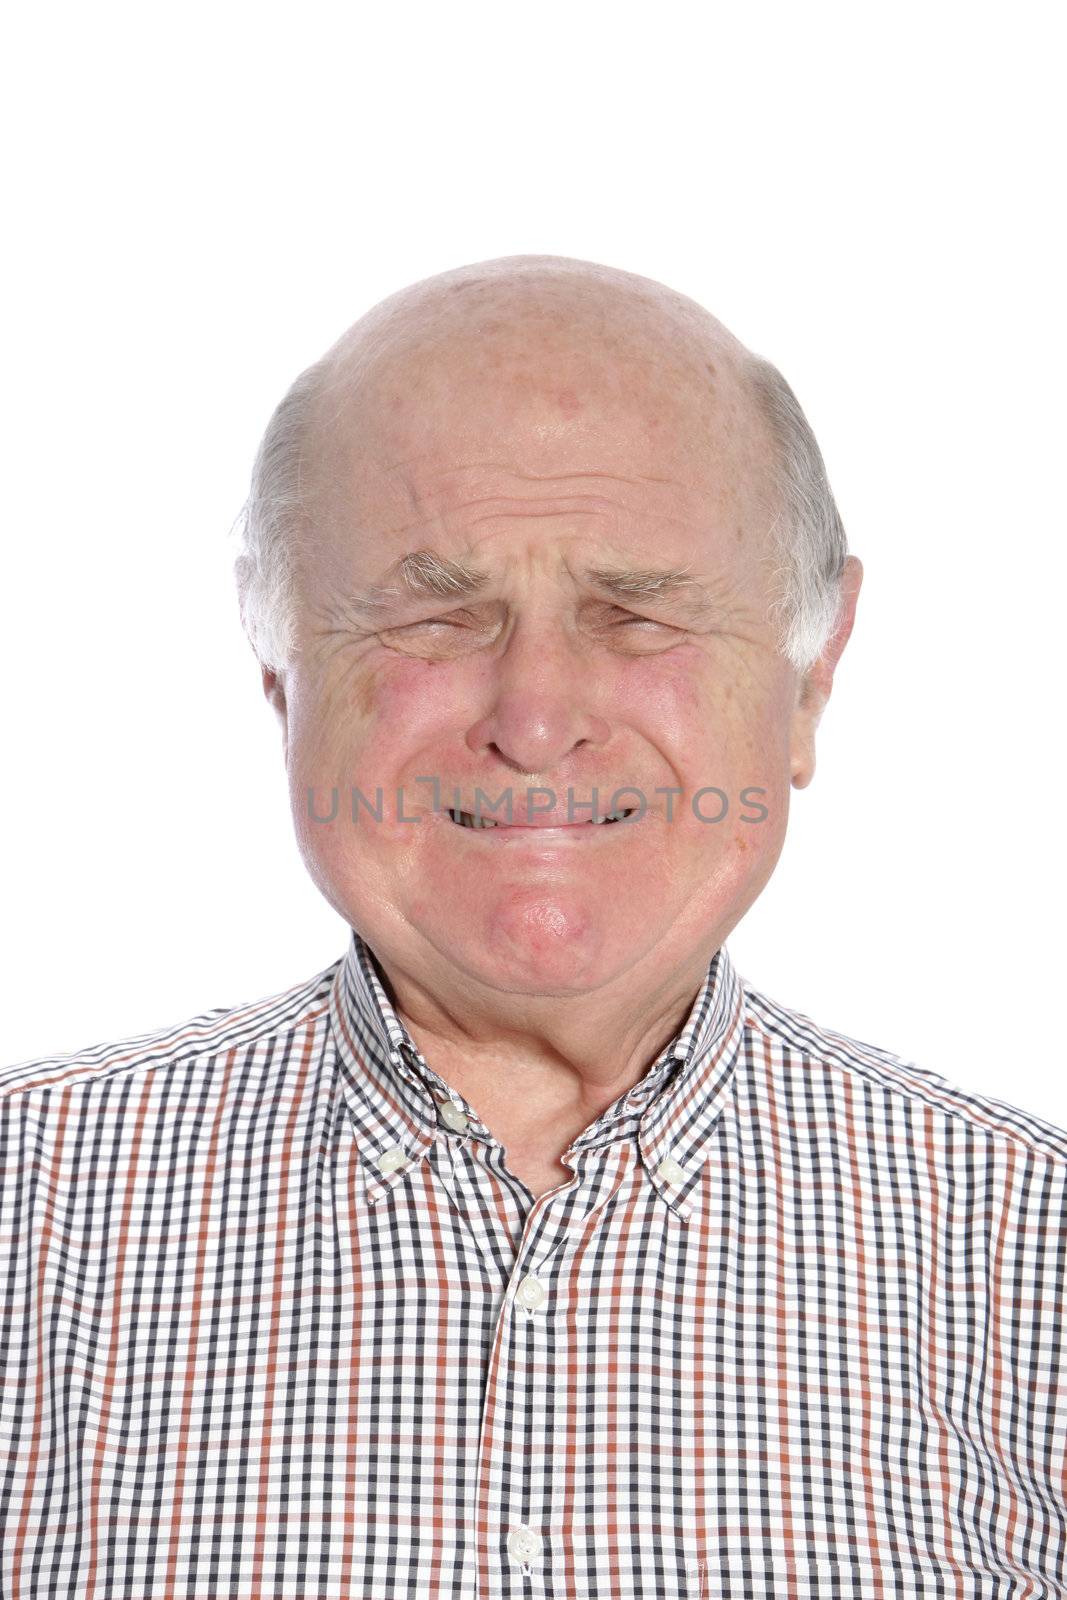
<box><xmin>480</xmin><ymin>889</ymin><xmax>609</xmax><ymax>991</ymax></box>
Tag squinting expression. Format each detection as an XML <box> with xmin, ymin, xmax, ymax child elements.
<box><xmin>268</xmin><ymin>337</ymin><xmax>807</xmax><ymax>998</ymax></box>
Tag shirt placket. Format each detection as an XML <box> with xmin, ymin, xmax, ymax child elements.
<box><xmin>461</xmin><ymin>1138</ymin><xmax>632</xmax><ymax>1599</ymax></box>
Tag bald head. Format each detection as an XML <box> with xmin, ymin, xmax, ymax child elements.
<box><xmin>308</xmin><ymin>255</ymin><xmax>771</xmax><ymax>499</ymax></box>
<box><xmin>235</xmin><ymin>255</ymin><xmax>848</xmax><ymax>676</ymax></box>
<box><xmin>321</xmin><ymin>254</ymin><xmax>754</xmax><ymax>385</ymax></box>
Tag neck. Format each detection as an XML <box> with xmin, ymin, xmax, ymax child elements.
<box><xmin>371</xmin><ymin>936</ymin><xmax>721</xmax><ymax>1140</ymax></box>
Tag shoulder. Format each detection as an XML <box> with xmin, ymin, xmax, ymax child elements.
<box><xmin>739</xmin><ymin>977</ymin><xmax>1067</xmax><ymax>1166</ymax></box>
<box><xmin>0</xmin><ymin>956</ymin><xmax>343</xmax><ymax>1106</ymax></box>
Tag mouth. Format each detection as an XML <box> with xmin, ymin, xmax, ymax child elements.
<box><xmin>446</xmin><ymin>806</ymin><xmax>638</xmax><ymax>831</ymax></box>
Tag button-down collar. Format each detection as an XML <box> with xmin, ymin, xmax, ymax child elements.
<box><xmin>329</xmin><ymin>927</ymin><xmax>746</xmax><ymax>1220</ymax></box>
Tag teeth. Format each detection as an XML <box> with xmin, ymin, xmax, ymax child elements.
<box><xmin>448</xmin><ymin>806</ymin><xmax>636</xmax><ymax>829</ymax></box>
<box><xmin>449</xmin><ymin>809</ymin><xmax>498</xmax><ymax>829</ymax></box>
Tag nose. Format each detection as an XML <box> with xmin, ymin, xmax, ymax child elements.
<box><xmin>463</xmin><ymin>617</ymin><xmax>612</xmax><ymax>774</ymax></box>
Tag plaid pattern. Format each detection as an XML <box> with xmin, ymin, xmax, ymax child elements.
<box><xmin>2</xmin><ymin>928</ymin><xmax>1065</xmax><ymax>1598</ymax></box>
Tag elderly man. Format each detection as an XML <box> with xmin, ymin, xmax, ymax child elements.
<box><xmin>3</xmin><ymin>257</ymin><xmax>1064</xmax><ymax>1599</ymax></box>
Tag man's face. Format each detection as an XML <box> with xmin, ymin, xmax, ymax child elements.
<box><xmin>268</xmin><ymin>303</ymin><xmax>819</xmax><ymax>998</ymax></box>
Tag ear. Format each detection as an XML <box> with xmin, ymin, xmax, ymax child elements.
<box><xmin>261</xmin><ymin>664</ymin><xmax>289</xmax><ymax>763</ymax></box>
<box><xmin>789</xmin><ymin>555</ymin><xmax>863</xmax><ymax>790</ymax></box>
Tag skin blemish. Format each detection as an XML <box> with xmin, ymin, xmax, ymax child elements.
<box><xmin>556</xmin><ymin>388</ymin><xmax>582</xmax><ymax>414</ymax></box>
<box><xmin>352</xmin><ymin>668</ymin><xmax>378</xmax><ymax>721</ymax></box>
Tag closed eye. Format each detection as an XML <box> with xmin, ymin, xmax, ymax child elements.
<box><xmin>591</xmin><ymin>609</ymin><xmax>690</xmax><ymax>653</ymax></box>
<box><xmin>381</xmin><ymin>608</ymin><xmax>486</xmax><ymax>634</ymax></box>
<box><xmin>611</xmin><ymin>614</ymin><xmax>678</xmax><ymax>627</ymax></box>
<box><xmin>599</xmin><ymin>607</ymin><xmax>686</xmax><ymax>635</ymax></box>
<box><xmin>375</xmin><ymin>607</ymin><xmax>504</xmax><ymax>658</ymax></box>
<box><xmin>395</xmin><ymin>617</ymin><xmax>466</xmax><ymax>630</ymax></box>
<box><xmin>373</xmin><ymin>604</ymin><xmax>690</xmax><ymax>659</ymax></box>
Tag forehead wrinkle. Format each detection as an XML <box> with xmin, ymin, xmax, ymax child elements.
<box><xmin>382</xmin><ymin>458</ymin><xmax>677</xmax><ymax>490</ymax></box>
<box><xmin>391</xmin><ymin>464</ymin><xmax>716</xmax><ymax>517</ymax></box>
<box><xmin>356</xmin><ymin>500</ymin><xmax>701</xmax><ymax>546</ymax></box>
<box><xmin>463</xmin><ymin>502</ymin><xmax>614</xmax><ymax>528</ymax></box>
<box><xmin>368</xmin><ymin>477</ymin><xmax>732</xmax><ymax>547</ymax></box>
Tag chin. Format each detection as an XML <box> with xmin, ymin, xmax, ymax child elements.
<box><xmin>439</xmin><ymin>890</ymin><xmax>631</xmax><ymax>995</ymax></box>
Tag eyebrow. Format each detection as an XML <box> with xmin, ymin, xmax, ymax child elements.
<box><xmin>345</xmin><ymin>548</ymin><xmax>719</xmax><ymax>617</ymax></box>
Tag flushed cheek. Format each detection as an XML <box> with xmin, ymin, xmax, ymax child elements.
<box><xmin>615</xmin><ymin>651</ymin><xmax>784</xmax><ymax>783</ymax></box>
<box><xmin>379</xmin><ymin>646</ymin><xmax>709</xmax><ymax>747</ymax></box>
<box><xmin>345</xmin><ymin>656</ymin><xmax>465</xmax><ymax>769</ymax></box>
<box><xmin>364</xmin><ymin>654</ymin><xmax>458</xmax><ymax>720</ymax></box>
<box><xmin>609</xmin><ymin>649</ymin><xmax>705</xmax><ymax>732</ymax></box>
<box><xmin>289</xmin><ymin>658</ymin><xmax>454</xmax><ymax>798</ymax></box>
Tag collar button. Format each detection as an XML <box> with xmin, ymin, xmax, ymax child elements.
<box><xmin>439</xmin><ymin>1101</ymin><xmax>469</xmax><ymax>1133</ymax></box>
<box><xmin>375</xmin><ymin>1146</ymin><xmax>407</xmax><ymax>1174</ymax></box>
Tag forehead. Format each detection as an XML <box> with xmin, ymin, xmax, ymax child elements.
<box><xmin>301</xmin><ymin>309</ymin><xmax>777</xmax><ymax>589</ymax></box>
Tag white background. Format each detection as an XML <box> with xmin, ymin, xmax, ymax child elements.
<box><xmin>3</xmin><ymin>4</ymin><xmax>1064</xmax><ymax>1123</ymax></box>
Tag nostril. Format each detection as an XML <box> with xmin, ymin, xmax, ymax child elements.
<box><xmin>486</xmin><ymin>745</ymin><xmax>541</xmax><ymax>780</ymax></box>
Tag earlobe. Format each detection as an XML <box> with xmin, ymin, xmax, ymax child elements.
<box><xmin>790</xmin><ymin>700</ymin><xmax>818</xmax><ymax>789</ymax></box>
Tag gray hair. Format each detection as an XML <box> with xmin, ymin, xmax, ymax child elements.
<box><xmin>231</xmin><ymin>357</ymin><xmax>334</xmax><ymax>673</ymax></box>
<box><xmin>232</xmin><ymin>352</ymin><xmax>848</xmax><ymax>677</ymax></box>
<box><xmin>744</xmin><ymin>355</ymin><xmax>849</xmax><ymax>674</ymax></box>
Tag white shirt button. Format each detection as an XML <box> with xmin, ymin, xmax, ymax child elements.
<box><xmin>515</xmin><ymin>1275</ymin><xmax>546</xmax><ymax>1310</ymax></box>
<box><xmin>375</xmin><ymin>1146</ymin><xmax>407</xmax><ymax>1174</ymax></box>
<box><xmin>658</xmin><ymin>1154</ymin><xmax>687</xmax><ymax>1185</ymax></box>
<box><xmin>439</xmin><ymin>1101</ymin><xmax>469</xmax><ymax>1133</ymax></box>
<box><xmin>507</xmin><ymin>1525</ymin><xmax>542</xmax><ymax>1563</ymax></box>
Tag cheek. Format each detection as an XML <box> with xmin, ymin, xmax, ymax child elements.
<box><xmin>292</xmin><ymin>657</ymin><xmax>457</xmax><ymax>779</ymax></box>
<box><xmin>353</xmin><ymin>657</ymin><xmax>459</xmax><ymax>757</ymax></box>
<box><xmin>621</xmin><ymin>649</ymin><xmax>776</xmax><ymax>762</ymax></box>
<box><xmin>610</xmin><ymin>650</ymin><xmax>704</xmax><ymax>737</ymax></box>
<box><xmin>629</xmin><ymin>653</ymin><xmax>793</xmax><ymax>837</ymax></box>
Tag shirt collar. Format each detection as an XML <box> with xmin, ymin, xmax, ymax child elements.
<box><xmin>329</xmin><ymin>926</ymin><xmax>746</xmax><ymax>1223</ymax></box>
